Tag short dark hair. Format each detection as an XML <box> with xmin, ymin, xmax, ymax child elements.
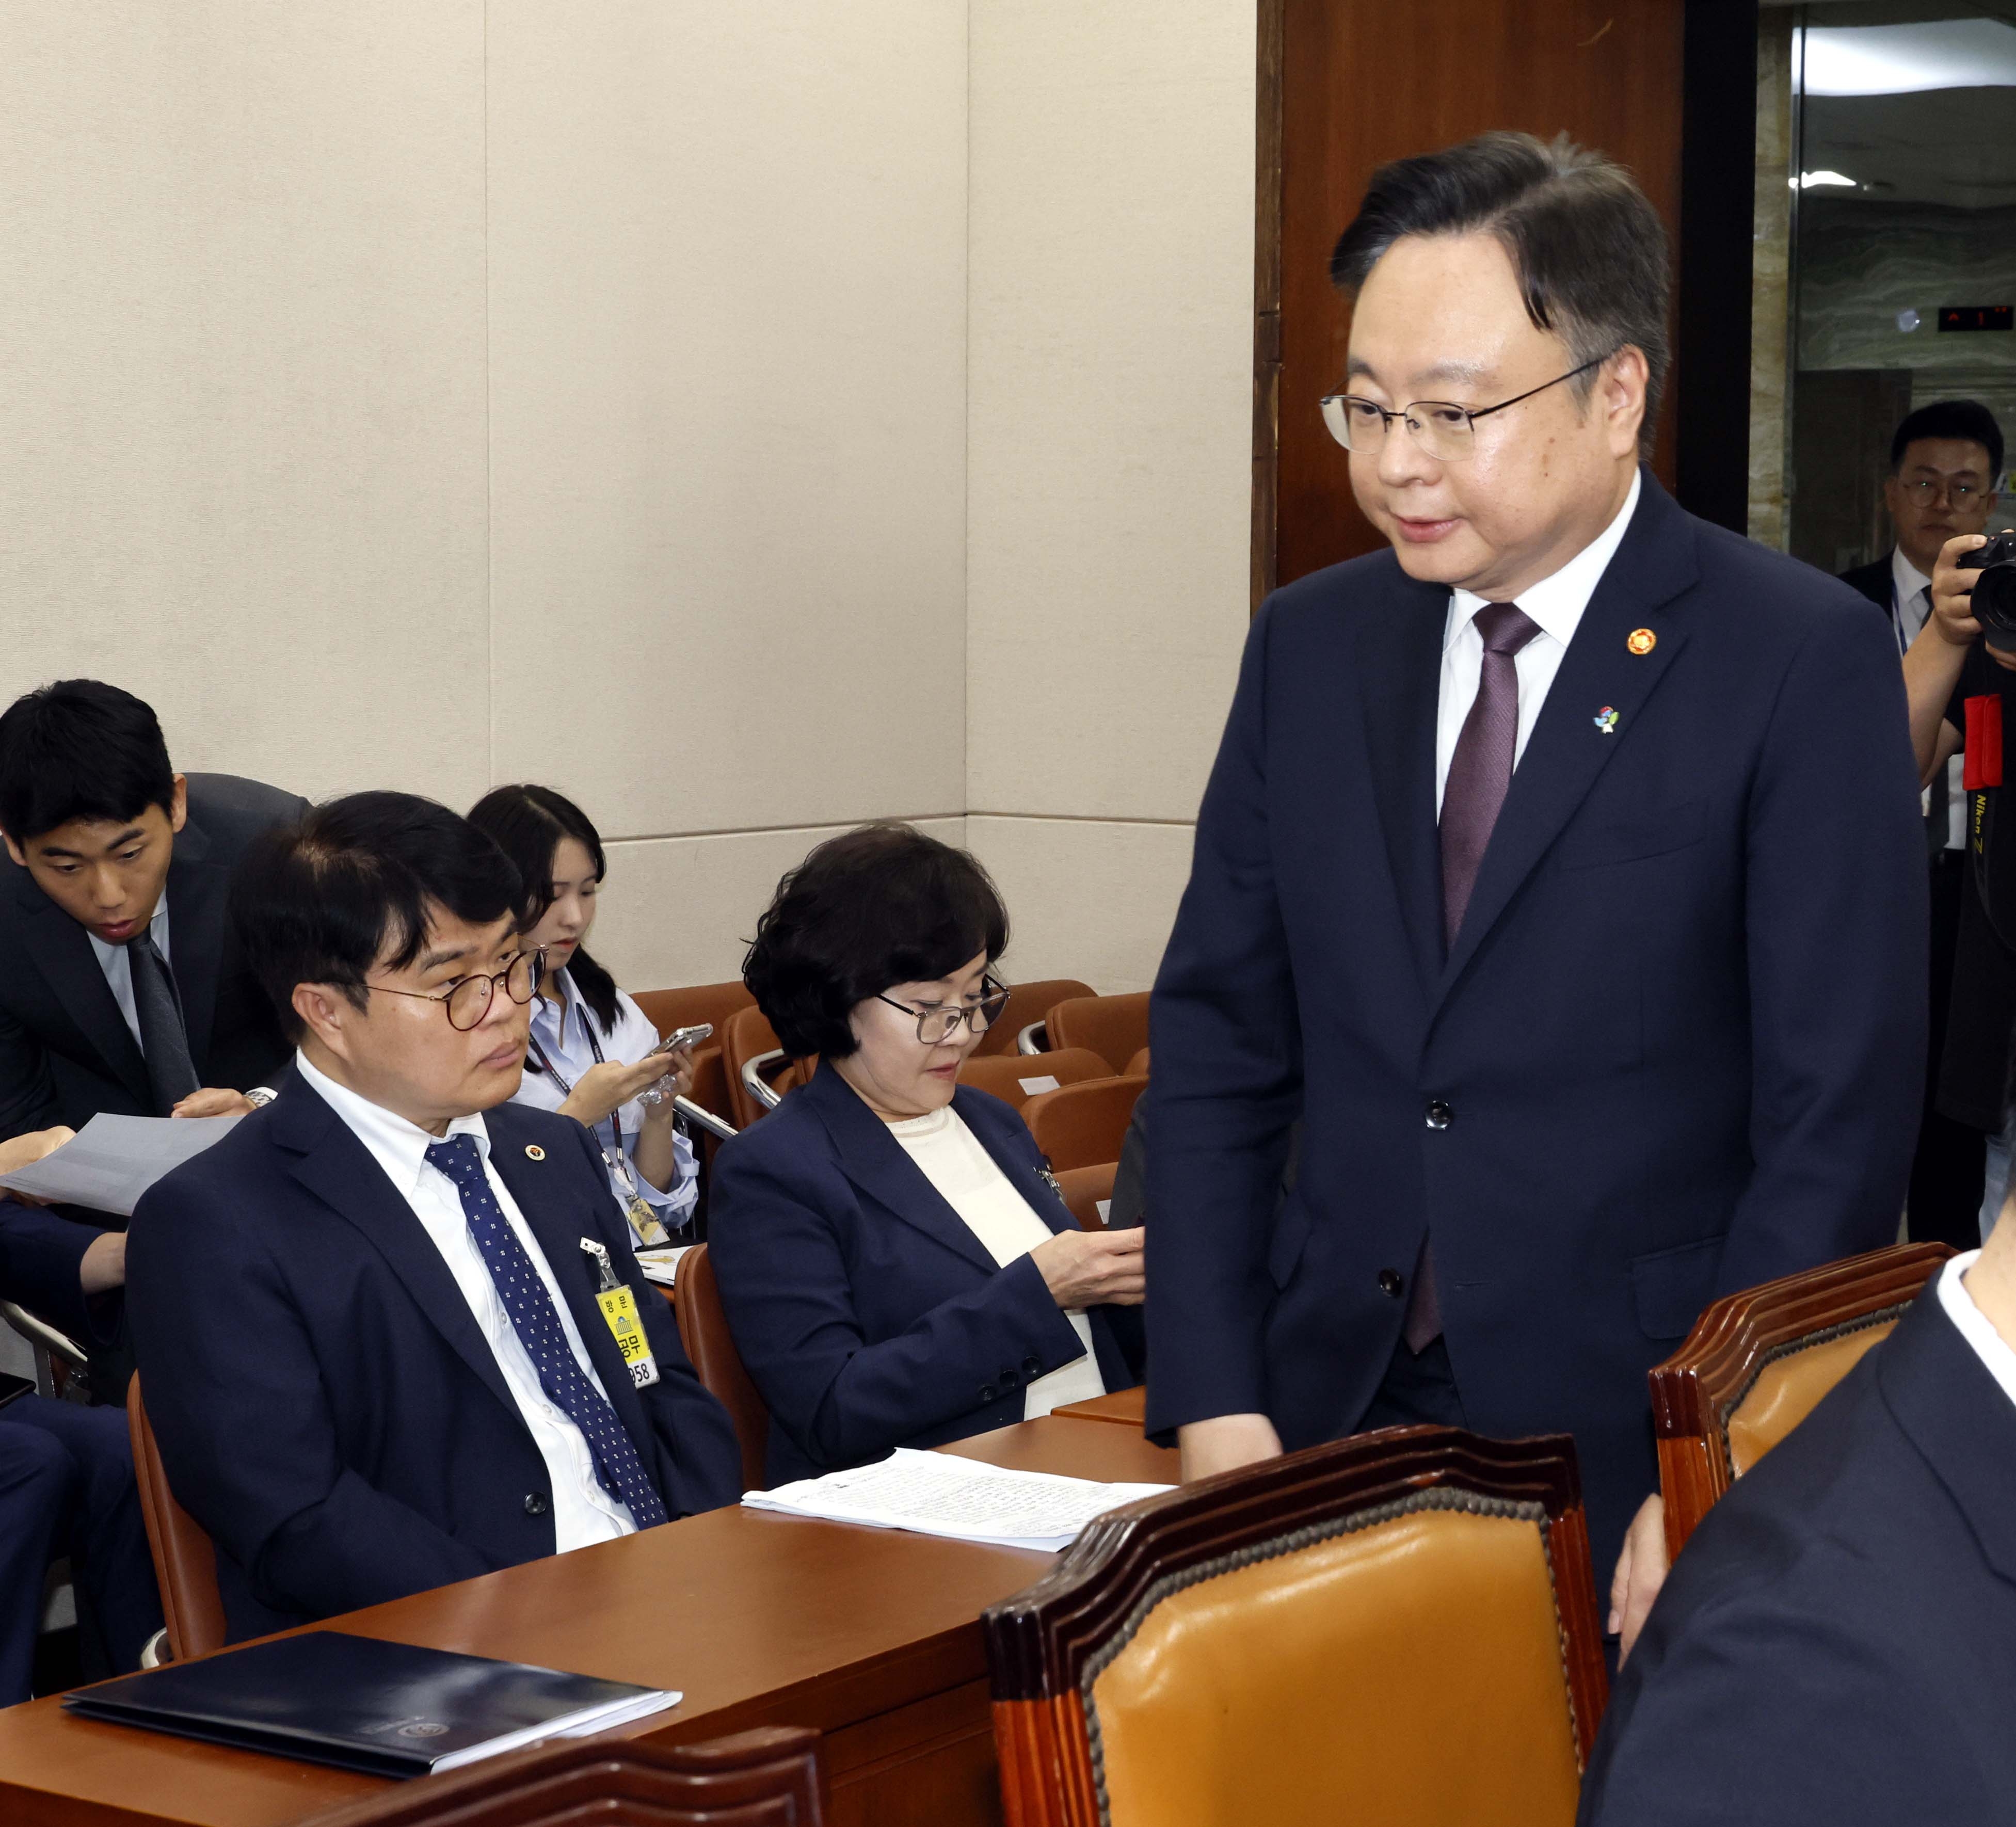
<box><xmin>0</xmin><ymin>679</ymin><xmax>175</xmax><ymax>842</ymax></box>
<box><xmin>1890</xmin><ymin>399</ymin><xmax>2004</xmax><ymax>482</ymax></box>
<box><xmin>231</xmin><ymin>791</ymin><xmax>522</xmax><ymax>1041</ymax></box>
<box><xmin>1330</xmin><ymin>131</ymin><xmax>1671</xmax><ymax>456</ymax></box>
<box><xmin>743</xmin><ymin>823</ymin><xmax>1009</xmax><ymax>1059</ymax></box>
<box><xmin>467</xmin><ymin>783</ymin><xmax>620</xmax><ymax>1032</ymax></box>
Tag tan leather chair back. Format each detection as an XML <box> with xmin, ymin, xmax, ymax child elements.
<box><xmin>1650</xmin><ymin>1241</ymin><xmax>1951</xmax><ymax>1556</ymax></box>
<box><xmin>720</xmin><ymin>1005</ymin><xmax>798</xmax><ymax>1129</ymax></box>
<box><xmin>671</xmin><ymin>1244</ymin><xmax>771</xmax><ymax>1493</ymax></box>
<box><xmin>1045</xmin><ymin>992</ymin><xmax>1150</xmax><ymax>1073</ymax></box>
<box><xmin>1051</xmin><ymin>1161</ymin><xmax>1116</xmax><ymax>1230</ymax></box>
<box><xmin>629</xmin><ymin>982</ymin><xmax>757</xmax><ymax>1047</ymax></box>
<box><xmin>299</xmin><ymin>1725</ymin><xmax>826</xmax><ymax>1827</ymax></box>
<box><xmin>127</xmin><ymin>1375</ymin><xmax>227</xmax><ymax>1661</ymax></box>
<box><xmin>957</xmin><ymin>1048</ymin><xmax>1112</xmax><ymax>1112</ymax></box>
<box><xmin>1021</xmin><ymin>1075</ymin><xmax>1146</xmax><ymax>1172</ymax></box>
<box><xmin>985</xmin><ymin>1428</ymin><xmax>1606</xmax><ymax>1827</ymax></box>
<box><xmin>1123</xmin><ymin>1046</ymin><xmax>1149</xmax><ymax>1078</ymax></box>
<box><xmin>970</xmin><ymin>978</ymin><xmax>1096</xmax><ymax>1057</ymax></box>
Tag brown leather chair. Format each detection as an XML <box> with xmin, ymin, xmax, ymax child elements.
<box><xmin>1051</xmin><ymin>1161</ymin><xmax>1116</xmax><ymax>1231</ymax></box>
<box><xmin>671</xmin><ymin>1244</ymin><xmax>771</xmax><ymax>1493</ymax></box>
<box><xmin>719</xmin><ymin>1005</ymin><xmax>815</xmax><ymax>1130</ymax></box>
<box><xmin>1021</xmin><ymin>1075</ymin><xmax>1146</xmax><ymax>1172</ymax></box>
<box><xmin>299</xmin><ymin>1725</ymin><xmax>826</xmax><ymax>1827</ymax></box>
<box><xmin>973</xmin><ymin>977</ymin><xmax>1096</xmax><ymax>1057</ymax></box>
<box><xmin>985</xmin><ymin>1426</ymin><xmax>1607</xmax><ymax>1827</ymax></box>
<box><xmin>1650</xmin><ymin>1240</ymin><xmax>1953</xmax><ymax>1558</ymax></box>
<box><xmin>957</xmin><ymin>1047</ymin><xmax>1113</xmax><ymax>1113</ymax></box>
<box><xmin>127</xmin><ymin>1375</ymin><xmax>227</xmax><ymax>1662</ymax></box>
<box><xmin>1123</xmin><ymin>1046</ymin><xmax>1149</xmax><ymax>1078</ymax></box>
<box><xmin>630</xmin><ymin>982</ymin><xmax>757</xmax><ymax>1044</ymax></box>
<box><xmin>1044</xmin><ymin>991</ymin><xmax>1150</xmax><ymax>1073</ymax></box>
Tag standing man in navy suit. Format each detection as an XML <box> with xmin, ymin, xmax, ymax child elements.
<box><xmin>127</xmin><ymin>793</ymin><xmax>741</xmax><ymax>1641</ymax></box>
<box><xmin>1143</xmin><ymin>133</ymin><xmax>1926</xmax><ymax>1634</ymax></box>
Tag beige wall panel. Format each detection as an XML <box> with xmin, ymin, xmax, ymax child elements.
<box><xmin>966</xmin><ymin>813</ymin><xmax>1194</xmax><ymax>995</ymax></box>
<box><xmin>485</xmin><ymin>3</ymin><xmax>970</xmax><ymax>843</ymax></box>
<box><xmin>0</xmin><ymin>3</ymin><xmax>490</xmax><ymax>806</ymax></box>
<box><xmin>965</xmin><ymin>1</ymin><xmax>1254</xmax><ymax>825</ymax></box>
<box><xmin>589</xmin><ymin>818</ymin><xmax>967</xmax><ymax>993</ymax></box>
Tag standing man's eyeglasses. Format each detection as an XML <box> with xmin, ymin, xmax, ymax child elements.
<box><xmin>1899</xmin><ymin>478</ymin><xmax>1985</xmax><ymax>506</ymax></box>
<box><xmin>876</xmin><ymin>981</ymin><xmax>1012</xmax><ymax>1045</ymax></box>
<box><xmin>1319</xmin><ymin>352</ymin><xmax>1619</xmax><ymax>461</ymax></box>
<box><xmin>364</xmin><ymin>948</ymin><xmax>546</xmax><ymax>1032</ymax></box>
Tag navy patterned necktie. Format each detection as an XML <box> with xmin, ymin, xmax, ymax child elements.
<box><xmin>126</xmin><ymin>931</ymin><xmax>200</xmax><ymax>1115</ymax></box>
<box><xmin>424</xmin><ymin>1133</ymin><xmax>668</xmax><ymax>1528</ymax></box>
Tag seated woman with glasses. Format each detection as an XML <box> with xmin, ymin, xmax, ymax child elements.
<box><xmin>468</xmin><ymin>786</ymin><xmax>701</xmax><ymax>1247</ymax></box>
<box><xmin>708</xmin><ymin>823</ymin><xmax>1145</xmax><ymax>1483</ymax></box>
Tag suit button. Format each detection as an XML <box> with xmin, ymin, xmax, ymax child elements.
<box><xmin>1022</xmin><ymin>1356</ymin><xmax>1042</xmax><ymax>1377</ymax></box>
<box><xmin>1425</xmin><ymin>1100</ymin><xmax>1453</xmax><ymax>1130</ymax></box>
<box><xmin>980</xmin><ymin>1385</ymin><xmax>998</xmax><ymax>1403</ymax></box>
<box><xmin>1001</xmin><ymin>1368</ymin><xmax>1021</xmax><ymax>1387</ymax></box>
<box><xmin>524</xmin><ymin>1492</ymin><xmax>550</xmax><ymax>1517</ymax></box>
<box><xmin>1378</xmin><ymin>1269</ymin><xmax>1405</xmax><ymax>1298</ymax></box>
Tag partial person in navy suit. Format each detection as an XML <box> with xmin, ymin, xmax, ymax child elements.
<box><xmin>1580</xmin><ymin>1213</ymin><xmax>2016</xmax><ymax>1823</ymax></box>
<box><xmin>127</xmin><ymin>793</ymin><xmax>741</xmax><ymax>1641</ymax></box>
<box><xmin>1143</xmin><ymin>133</ymin><xmax>1926</xmax><ymax>1634</ymax></box>
<box><xmin>709</xmin><ymin>824</ymin><xmax>1145</xmax><ymax>1486</ymax></box>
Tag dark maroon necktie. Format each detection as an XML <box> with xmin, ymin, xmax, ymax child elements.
<box><xmin>1406</xmin><ymin>599</ymin><xmax>1540</xmax><ymax>1353</ymax></box>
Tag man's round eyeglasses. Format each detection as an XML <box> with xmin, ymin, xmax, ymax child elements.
<box><xmin>365</xmin><ymin>948</ymin><xmax>546</xmax><ymax>1032</ymax></box>
<box><xmin>1319</xmin><ymin>352</ymin><xmax>1617</xmax><ymax>461</ymax></box>
<box><xmin>876</xmin><ymin>981</ymin><xmax>1012</xmax><ymax>1046</ymax></box>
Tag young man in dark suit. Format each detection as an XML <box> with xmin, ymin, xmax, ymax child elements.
<box><xmin>1841</xmin><ymin>400</ymin><xmax>2004</xmax><ymax>1250</ymax></box>
<box><xmin>1580</xmin><ymin>1206</ymin><xmax>2016</xmax><ymax>1823</ymax></box>
<box><xmin>1143</xmin><ymin>133</ymin><xmax>1926</xmax><ymax>1633</ymax></box>
<box><xmin>126</xmin><ymin>792</ymin><xmax>741</xmax><ymax>1640</ymax></box>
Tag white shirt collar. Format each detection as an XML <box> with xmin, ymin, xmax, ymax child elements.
<box><xmin>1892</xmin><ymin>545</ymin><xmax>1932</xmax><ymax>611</ymax></box>
<box><xmin>1936</xmin><ymin>1252</ymin><xmax>2016</xmax><ymax>1415</ymax></box>
<box><xmin>294</xmin><ymin>1048</ymin><xmax>491</xmax><ymax>1198</ymax></box>
<box><xmin>1448</xmin><ymin>467</ymin><xmax>1642</xmax><ymax>652</ymax></box>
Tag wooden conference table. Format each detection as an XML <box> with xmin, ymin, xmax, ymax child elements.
<box><xmin>0</xmin><ymin>1413</ymin><xmax>1174</xmax><ymax>1827</ymax></box>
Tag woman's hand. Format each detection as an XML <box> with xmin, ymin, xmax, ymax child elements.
<box><xmin>558</xmin><ymin>1055</ymin><xmax>679</xmax><ymax>1127</ymax></box>
<box><xmin>1030</xmin><ymin>1227</ymin><xmax>1146</xmax><ymax>1309</ymax></box>
<box><xmin>636</xmin><ymin>1045</ymin><xmax>697</xmax><ymax>1127</ymax></box>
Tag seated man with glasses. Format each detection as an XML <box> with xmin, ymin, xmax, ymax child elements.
<box><xmin>126</xmin><ymin>792</ymin><xmax>741</xmax><ymax>1641</ymax></box>
<box><xmin>708</xmin><ymin>823</ymin><xmax>1144</xmax><ymax>1485</ymax></box>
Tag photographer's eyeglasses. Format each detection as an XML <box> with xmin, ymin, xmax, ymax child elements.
<box><xmin>1319</xmin><ymin>352</ymin><xmax>1618</xmax><ymax>461</ymax></box>
<box><xmin>877</xmin><ymin>980</ymin><xmax>1012</xmax><ymax>1046</ymax></box>
<box><xmin>365</xmin><ymin>948</ymin><xmax>546</xmax><ymax>1032</ymax></box>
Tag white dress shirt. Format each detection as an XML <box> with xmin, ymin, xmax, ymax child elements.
<box><xmin>1936</xmin><ymin>1252</ymin><xmax>2016</xmax><ymax>1412</ymax></box>
<box><xmin>1435</xmin><ymin>469</ymin><xmax>1642</xmax><ymax>814</ymax></box>
<box><xmin>294</xmin><ymin>1050</ymin><xmax>635</xmax><ymax>1550</ymax></box>
<box><xmin>887</xmin><ymin>1105</ymin><xmax>1107</xmax><ymax>1419</ymax></box>
<box><xmin>88</xmin><ymin>902</ymin><xmax>171</xmax><ymax>1049</ymax></box>
<box><xmin>1893</xmin><ymin>546</ymin><xmax>1966</xmax><ymax>850</ymax></box>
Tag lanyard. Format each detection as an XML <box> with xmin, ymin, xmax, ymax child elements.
<box><xmin>524</xmin><ymin>995</ymin><xmax>622</xmax><ymax>1161</ymax></box>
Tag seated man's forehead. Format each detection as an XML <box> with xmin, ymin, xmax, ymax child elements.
<box><xmin>391</xmin><ymin>907</ymin><xmax>517</xmax><ymax>974</ymax></box>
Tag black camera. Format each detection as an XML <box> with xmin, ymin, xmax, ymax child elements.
<box><xmin>1961</xmin><ymin>529</ymin><xmax>2016</xmax><ymax>652</ymax></box>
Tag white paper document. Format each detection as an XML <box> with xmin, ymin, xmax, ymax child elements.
<box><xmin>633</xmin><ymin>1245</ymin><xmax>693</xmax><ymax>1288</ymax></box>
<box><xmin>0</xmin><ymin>1112</ymin><xmax>244</xmax><ymax>1217</ymax></box>
<box><xmin>742</xmin><ymin>1448</ymin><xmax>1173</xmax><ymax>1551</ymax></box>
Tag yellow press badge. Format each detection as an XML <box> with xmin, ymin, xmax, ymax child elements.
<box><xmin>581</xmin><ymin>1240</ymin><xmax>660</xmax><ymax>1388</ymax></box>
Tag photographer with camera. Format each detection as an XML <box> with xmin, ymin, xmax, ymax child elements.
<box><xmin>1906</xmin><ymin>518</ymin><xmax>2016</xmax><ymax>1237</ymax></box>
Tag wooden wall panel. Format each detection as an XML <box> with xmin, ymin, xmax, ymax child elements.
<box><xmin>1261</xmin><ymin>0</ymin><xmax>1687</xmax><ymax>598</ymax></box>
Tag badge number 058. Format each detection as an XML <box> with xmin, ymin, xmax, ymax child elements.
<box><xmin>595</xmin><ymin>1284</ymin><xmax>661</xmax><ymax>1388</ymax></box>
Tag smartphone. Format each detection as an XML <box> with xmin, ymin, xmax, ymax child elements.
<box><xmin>650</xmin><ymin>1022</ymin><xmax>713</xmax><ymax>1057</ymax></box>
<box><xmin>0</xmin><ymin>1370</ymin><xmax>35</xmax><ymax>1413</ymax></box>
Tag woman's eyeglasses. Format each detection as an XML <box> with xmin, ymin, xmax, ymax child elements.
<box><xmin>365</xmin><ymin>948</ymin><xmax>546</xmax><ymax>1032</ymax></box>
<box><xmin>876</xmin><ymin>981</ymin><xmax>1011</xmax><ymax>1046</ymax></box>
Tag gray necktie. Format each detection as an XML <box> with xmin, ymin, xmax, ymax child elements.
<box><xmin>1409</xmin><ymin>601</ymin><xmax>1541</xmax><ymax>1352</ymax></box>
<box><xmin>127</xmin><ymin>931</ymin><xmax>200</xmax><ymax>1115</ymax></box>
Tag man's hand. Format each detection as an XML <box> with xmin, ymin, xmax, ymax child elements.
<box><xmin>1609</xmin><ymin>1492</ymin><xmax>1670</xmax><ymax>1664</ymax></box>
<box><xmin>1930</xmin><ymin>531</ymin><xmax>2016</xmax><ymax>674</ymax></box>
<box><xmin>0</xmin><ymin>1125</ymin><xmax>76</xmax><ymax>1205</ymax></box>
<box><xmin>1178</xmin><ymin>1412</ymin><xmax>1285</xmax><ymax>1483</ymax></box>
<box><xmin>171</xmin><ymin>1088</ymin><xmax>258</xmax><ymax>1119</ymax></box>
<box><xmin>80</xmin><ymin>1229</ymin><xmax>127</xmax><ymax>1295</ymax></box>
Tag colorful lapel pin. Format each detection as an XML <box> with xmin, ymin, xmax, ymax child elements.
<box><xmin>1593</xmin><ymin>706</ymin><xmax>1620</xmax><ymax>735</ymax></box>
<box><xmin>1627</xmin><ymin>628</ymin><xmax>1657</xmax><ymax>655</ymax></box>
<box><xmin>525</xmin><ymin>1144</ymin><xmax>546</xmax><ymax>1161</ymax></box>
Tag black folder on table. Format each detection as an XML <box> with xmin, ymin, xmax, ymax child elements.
<box><xmin>61</xmin><ymin>1631</ymin><xmax>679</xmax><ymax>1778</ymax></box>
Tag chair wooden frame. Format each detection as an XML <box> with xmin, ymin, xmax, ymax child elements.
<box><xmin>299</xmin><ymin>1725</ymin><xmax>826</xmax><ymax>1827</ymax></box>
<box><xmin>1649</xmin><ymin>1240</ymin><xmax>1953</xmax><ymax>1559</ymax></box>
<box><xmin>983</xmin><ymin>1426</ymin><xmax>1607</xmax><ymax>1827</ymax></box>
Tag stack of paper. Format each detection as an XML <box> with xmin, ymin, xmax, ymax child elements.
<box><xmin>633</xmin><ymin>1245</ymin><xmax>693</xmax><ymax>1288</ymax></box>
<box><xmin>0</xmin><ymin>1113</ymin><xmax>244</xmax><ymax>1217</ymax></box>
<box><xmin>742</xmin><ymin>1448</ymin><xmax>1173</xmax><ymax>1551</ymax></box>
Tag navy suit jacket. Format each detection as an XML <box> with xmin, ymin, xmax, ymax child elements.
<box><xmin>1143</xmin><ymin>471</ymin><xmax>1927</xmax><ymax>1582</ymax></box>
<box><xmin>1581</xmin><ymin>1284</ymin><xmax>2016</xmax><ymax>1823</ymax></box>
<box><xmin>126</xmin><ymin>1071</ymin><xmax>742</xmax><ymax>1641</ymax></box>
<box><xmin>708</xmin><ymin>1062</ymin><xmax>1145</xmax><ymax>1485</ymax></box>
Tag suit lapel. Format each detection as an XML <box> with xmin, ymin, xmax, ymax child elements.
<box><xmin>1437</xmin><ymin>478</ymin><xmax>1700</xmax><ymax>1002</ymax></box>
<box><xmin>164</xmin><ymin>819</ymin><xmax>227</xmax><ymax>1072</ymax></box>
<box><xmin>7</xmin><ymin>868</ymin><xmax>151</xmax><ymax>1105</ymax></box>
<box><xmin>276</xmin><ymin>1081</ymin><xmax>522</xmax><ymax>1426</ymax></box>
<box><xmin>1357</xmin><ymin>578</ymin><xmax>1449</xmax><ymax>995</ymax></box>
<box><xmin>804</xmin><ymin>1065</ymin><xmax>1001</xmax><ymax>1276</ymax></box>
<box><xmin>953</xmin><ymin>1088</ymin><xmax>1079</xmax><ymax>1239</ymax></box>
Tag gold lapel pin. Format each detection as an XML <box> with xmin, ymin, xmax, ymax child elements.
<box><xmin>525</xmin><ymin>1144</ymin><xmax>546</xmax><ymax>1161</ymax></box>
<box><xmin>1627</xmin><ymin>628</ymin><xmax>1657</xmax><ymax>655</ymax></box>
